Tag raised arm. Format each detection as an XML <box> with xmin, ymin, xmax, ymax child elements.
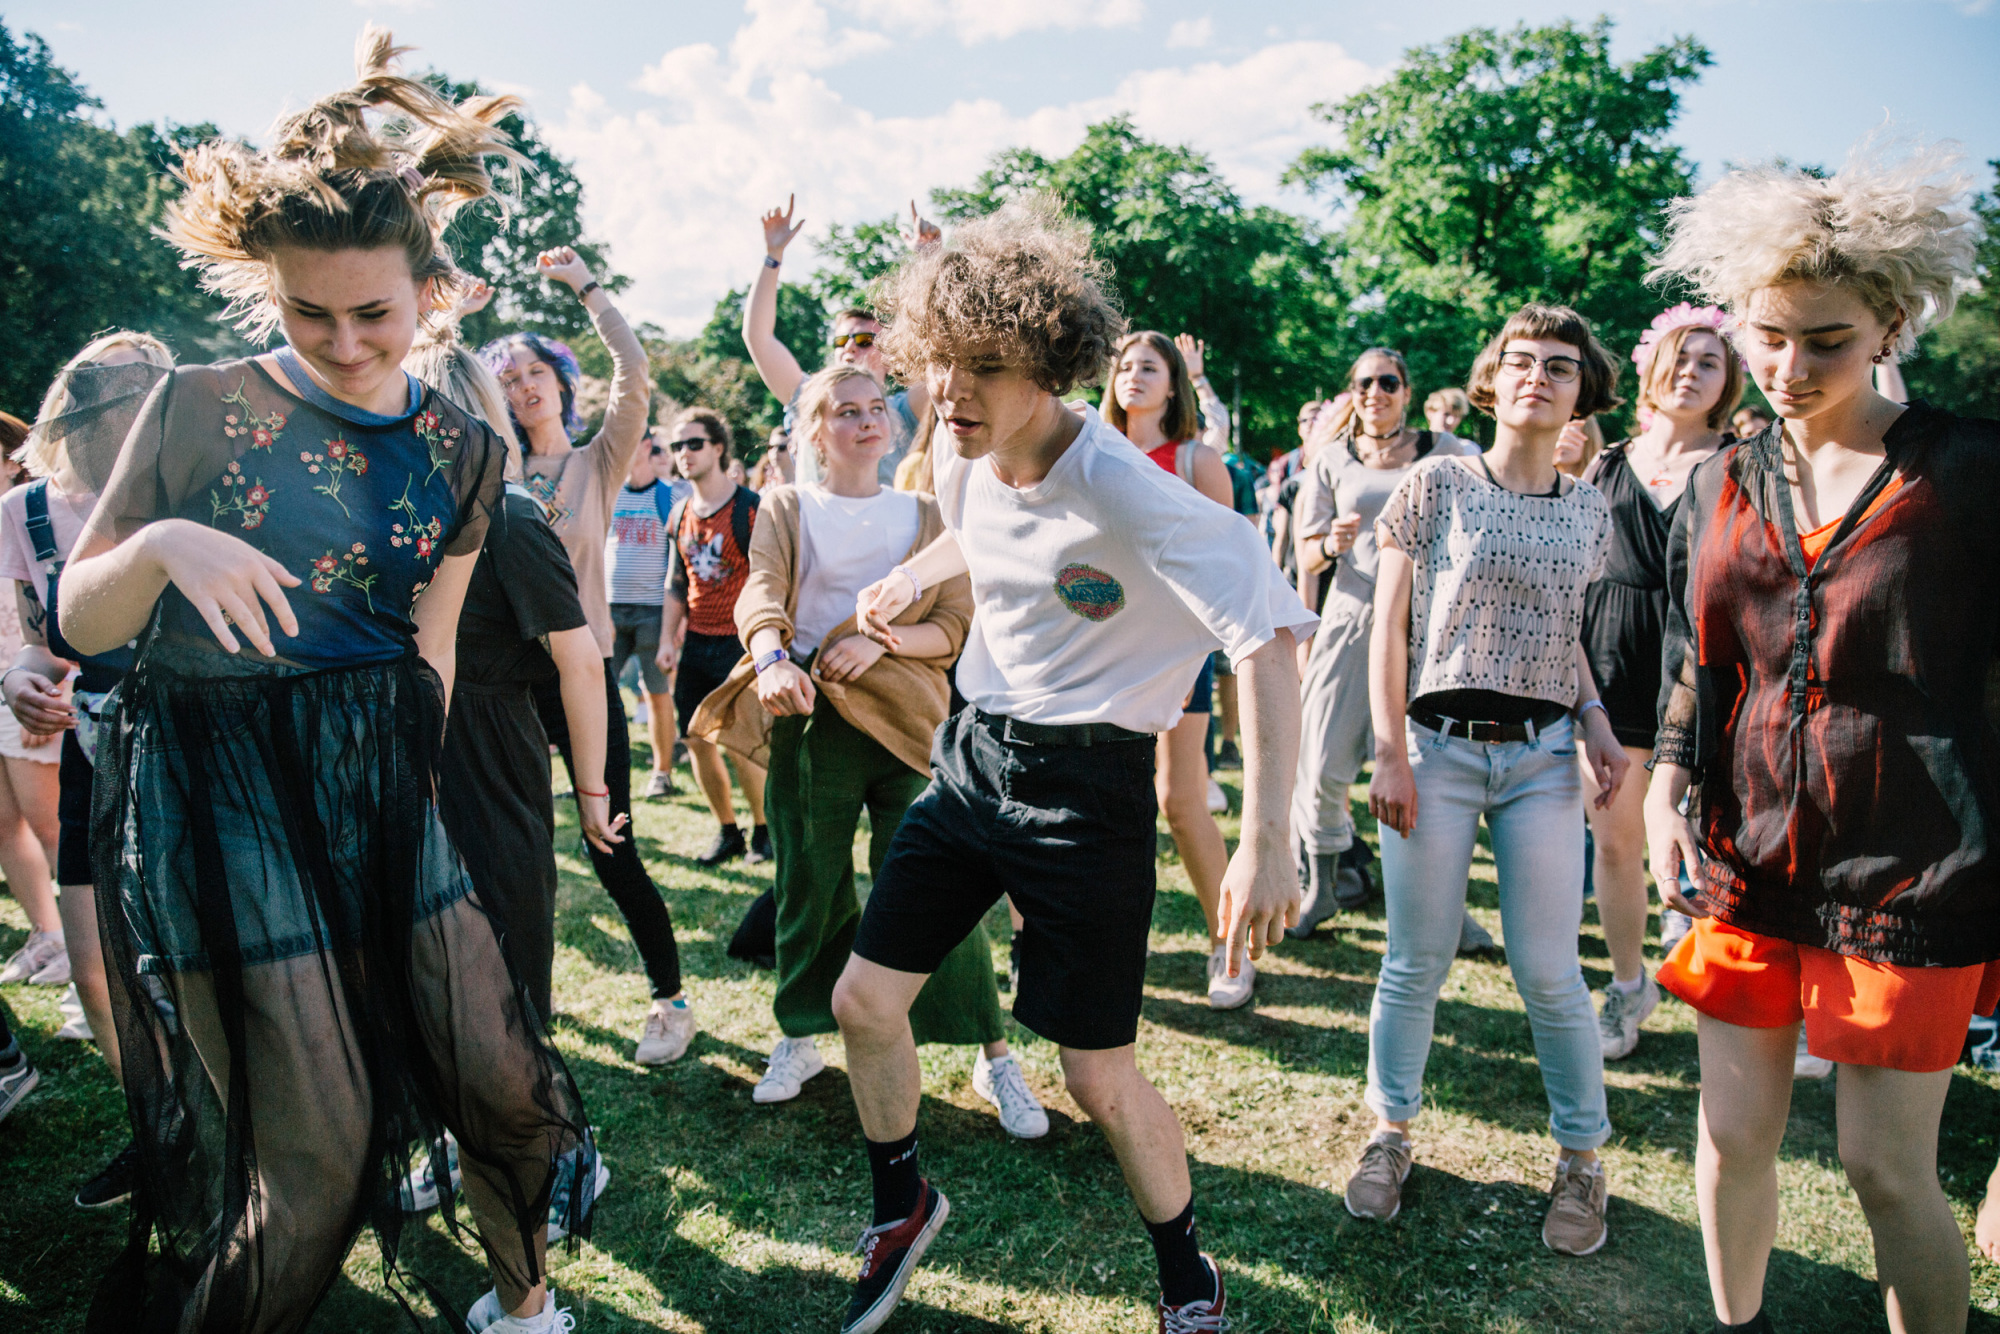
<box><xmin>743</xmin><ymin>197</ymin><xmax>810</xmax><ymax>406</ymax></box>
<box><xmin>1176</xmin><ymin>335</ymin><xmax>1230</xmax><ymax>452</ymax></box>
<box><xmin>539</xmin><ymin>246</ymin><xmax>648</xmax><ymax>482</ymax></box>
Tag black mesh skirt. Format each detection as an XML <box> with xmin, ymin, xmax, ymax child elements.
<box><xmin>87</xmin><ymin>638</ymin><xmax>593</xmax><ymax>1333</ymax></box>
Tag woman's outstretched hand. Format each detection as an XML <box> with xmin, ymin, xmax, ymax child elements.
<box><xmin>901</xmin><ymin>200</ymin><xmax>942</xmax><ymax>250</ymax></box>
<box><xmin>1175</xmin><ymin>333</ymin><xmax>1207</xmax><ymax>381</ymax></box>
<box><xmin>150</xmin><ymin>520</ymin><xmax>301</xmax><ymax>656</ymax></box>
<box><xmin>537</xmin><ymin>246</ymin><xmax>595</xmax><ymax>293</ymax></box>
<box><xmin>452</xmin><ymin>279</ymin><xmax>496</xmax><ymax>319</ymax></box>
<box><xmin>762</xmin><ymin>196</ymin><xmax>806</xmax><ymax>260</ymax></box>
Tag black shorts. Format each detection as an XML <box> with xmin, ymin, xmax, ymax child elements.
<box><xmin>853</xmin><ymin>708</ymin><xmax>1159</xmax><ymax>1050</ymax></box>
<box><xmin>57</xmin><ymin>728</ymin><xmax>93</xmax><ymax>886</ymax></box>
<box><xmin>674</xmin><ymin>630</ymin><xmax>745</xmax><ymax>736</ymax></box>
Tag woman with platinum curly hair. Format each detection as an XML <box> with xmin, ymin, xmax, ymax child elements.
<box><xmin>1643</xmin><ymin>138</ymin><xmax>1990</xmax><ymax>1334</ymax></box>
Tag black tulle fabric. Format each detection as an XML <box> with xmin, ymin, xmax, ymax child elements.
<box><xmin>87</xmin><ymin>638</ymin><xmax>593</xmax><ymax>1333</ymax></box>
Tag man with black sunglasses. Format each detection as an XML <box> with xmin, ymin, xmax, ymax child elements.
<box><xmin>743</xmin><ymin>196</ymin><xmax>937</xmax><ymax>486</ymax></box>
<box><xmin>656</xmin><ymin>409</ymin><xmax>770</xmax><ymax>866</ymax></box>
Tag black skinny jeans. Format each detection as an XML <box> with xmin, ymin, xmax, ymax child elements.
<box><xmin>532</xmin><ymin>659</ymin><xmax>683</xmax><ymax>999</ymax></box>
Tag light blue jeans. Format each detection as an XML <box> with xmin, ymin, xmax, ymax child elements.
<box><xmin>1366</xmin><ymin>715</ymin><xmax>1611</xmax><ymax>1151</ymax></box>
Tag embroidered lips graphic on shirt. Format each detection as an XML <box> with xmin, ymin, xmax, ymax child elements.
<box><xmin>1054</xmin><ymin>563</ymin><xmax>1125</xmax><ymax>621</ymax></box>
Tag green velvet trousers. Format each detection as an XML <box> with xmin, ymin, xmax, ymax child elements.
<box><xmin>766</xmin><ymin>697</ymin><xmax>1005</xmax><ymax>1045</ymax></box>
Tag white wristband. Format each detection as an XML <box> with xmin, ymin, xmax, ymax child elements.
<box><xmin>1576</xmin><ymin>699</ymin><xmax>1607</xmax><ymax>722</ymax></box>
<box><xmin>891</xmin><ymin>563</ymin><xmax>922</xmax><ymax>600</ymax></box>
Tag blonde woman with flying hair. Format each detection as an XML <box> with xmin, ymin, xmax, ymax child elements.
<box><xmin>1</xmin><ymin>330</ymin><xmax>174</xmax><ymax>1210</ymax></box>
<box><xmin>1644</xmin><ymin>139</ymin><xmax>1990</xmax><ymax>1334</ymax></box>
<box><xmin>53</xmin><ymin>31</ymin><xmax>591</xmax><ymax>1333</ymax></box>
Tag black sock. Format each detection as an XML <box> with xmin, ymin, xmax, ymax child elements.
<box><xmin>865</xmin><ymin>1130</ymin><xmax>920</xmax><ymax>1225</ymax></box>
<box><xmin>1714</xmin><ymin>1314</ymin><xmax>1774</xmax><ymax>1334</ymax></box>
<box><xmin>720</xmin><ymin>822</ymin><xmax>741</xmax><ymax>837</ymax></box>
<box><xmin>1144</xmin><ymin>1198</ymin><xmax>1212</xmax><ymax>1307</ymax></box>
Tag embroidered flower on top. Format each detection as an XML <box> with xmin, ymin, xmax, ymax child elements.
<box><xmin>414</xmin><ymin>409</ymin><xmax>463</xmax><ymax>485</ymax></box>
<box><xmin>308</xmin><ymin>543</ymin><xmax>377</xmax><ymax>612</ymax></box>
<box><xmin>303</xmin><ymin>438</ymin><xmax>370</xmax><ymax>518</ymax></box>
<box><xmin>209</xmin><ymin>459</ymin><xmax>275</xmax><ymax>531</ymax></box>
<box><xmin>221</xmin><ymin>379</ymin><xmax>287</xmax><ymax>452</ymax></box>
<box><xmin>388</xmin><ymin>476</ymin><xmax>446</xmax><ymax>561</ymax></box>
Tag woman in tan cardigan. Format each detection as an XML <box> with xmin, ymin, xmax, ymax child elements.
<box><xmin>694</xmin><ymin>367</ymin><xmax>1046</xmax><ymax>1135</ymax></box>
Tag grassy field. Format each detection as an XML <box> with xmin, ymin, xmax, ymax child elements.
<box><xmin>4</xmin><ymin>721</ymin><xmax>2000</xmax><ymax>1332</ymax></box>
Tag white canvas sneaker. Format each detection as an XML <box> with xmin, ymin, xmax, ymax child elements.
<box><xmin>635</xmin><ymin>998</ymin><xmax>696</xmax><ymax>1066</ymax></box>
<box><xmin>467</xmin><ymin>1288</ymin><xmax>576</xmax><ymax>1332</ymax></box>
<box><xmin>971</xmin><ymin>1051</ymin><xmax>1049</xmax><ymax>1139</ymax></box>
<box><xmin>1206</xmin><ymin>943</ymin><xmax>1254</xmax><ymax>1010</ymax></box>
<box><xmin>753</xmin><ymin>1035</ymin><xmax>826</xmax><ymax>1104</ymax></box>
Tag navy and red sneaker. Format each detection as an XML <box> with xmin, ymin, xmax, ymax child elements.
<box><xmin>841</xmin><ymin>1179</ymin><xmax>951</xmax><ymax>1334</ymax></box>
<box><xmin>1158</xmin><ymin>1254</ymin><xmax>1230</xmax><ymax>1333</ymax></box>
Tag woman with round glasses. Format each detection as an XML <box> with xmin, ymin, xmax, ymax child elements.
<box><xmin>1288</xmin><ymin>349</ymin><xmax>1477</xmax><ymax>941</ymax></box>
<box><xmin>1645</xmin><ymin>142</ymin><xmax>1991</xmax><ymax>1334</ymax></box>
<box><xmin>745</xmin><ymin>196</ymin><xmax>933</xmax><ymax>486</ymax></box>
<box><xmin>1347</xmin><ymin>306</ymin><xmax>1626</xmax><ymax>1259</ymax></box>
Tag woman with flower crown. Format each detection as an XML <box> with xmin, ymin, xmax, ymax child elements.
<box><xmin>55</xmin><ymin>29</ymin><xmax>591</xmax><ymax>1334</ymax></box>
<box><xmin>1576</xmin><ymin>305</ymin><xmax>1743</xmax><ymax>1064</ymax></box>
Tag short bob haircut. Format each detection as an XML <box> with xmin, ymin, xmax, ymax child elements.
<box><xmin>876</xmin><ymin>193</ymin><xmax>1125</xmax><ymax>396</ymax></box>
<box><xmin>1649</xmin><ymin>138</ymin><xmax>1980</xmax><ymax>356</ymax></box>
<box><xmin>1466</xmin><ymin>304</ymin><xmax>1623</xmax><ymax>421</ymax></box>
<box><xmin>673</xmin><ymin>407</ymin><xmax>734</xmax><ymax>460</ymax></box>
<box><xmin>1637</xmin><ymin>323</ymin><xmax>1744</xmax><ymax>431</ymax></box>
<box><xmin>1102</xmin><ymin>331</ymin><xmax>1199</xmax><ymax>442</ymax></box>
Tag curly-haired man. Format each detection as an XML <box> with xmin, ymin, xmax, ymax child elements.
<box><xmin>826</xmin><ymin>197</ymin><xmax>1317</xmax><ymax>1333</ymax></box>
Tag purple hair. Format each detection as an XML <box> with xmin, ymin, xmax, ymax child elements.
<box><xmin>479</xmin><ymin>331</ymin><xmax>583</xmax><ymax>437</ymax></box>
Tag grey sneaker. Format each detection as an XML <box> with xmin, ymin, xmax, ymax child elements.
<box><xmin>1457</xmin><ymin>912</ymin><xmax>1498</xmax><ymax>957</ymax></box>
<box><xmin>0</xmin><ymin>1056</ymin><xmax>38</xmax><ymax>1124</ymax></box>
<box><xmin>636</xmin><ymin>998</ymin><xmax>696</xmax><ymax>1066</ymax></box>
<box><xmin>1542</xmin><ymin>1156</ymin><xmax>1609</xmax><ymax>1256</ymax></box>
<box><xmin>1597</xmin><ymin>974</ymin><xmax>1661</xmax><ymax>1060</ymax></box>
<box><xmin>641</xmin><ymin>769</ymin><xmax>677</xmax><ymax>799</ymax></box>
<box><xmin>1793</xmin><ymin>1029</ymin><xmax>1834</xmax><ymax>1080</ymax></box>
<box><xmin>1660</xmin><ymin>907</ymin><xmax>1694</xmax><ymax>954</ymax></box>
<box><xmin>972</xmin><ymin>1051</ymin><xmax>1049</xmax><ymax>1139</ymax></box>
<box><xmin>1286</xmin><ymin>852</ymin><xmax>1341</xmax><ymax>940</ymax></box>
<box><xmin>1343</xmin><ymin>1132</ymin><xmax>1413</xmax><ymax>1221</ymax></box>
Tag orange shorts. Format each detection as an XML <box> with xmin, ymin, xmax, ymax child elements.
<box><xmin>1658</xmin><ymin>917</ymin><xmax>2000</xmax><ymax>1073</ymax></box>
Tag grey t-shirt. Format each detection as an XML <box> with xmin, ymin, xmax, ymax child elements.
<box><xmin>1294</xmin><ymin>430</ymin><xmax>1475</xmax><ymax>605</ymax></box>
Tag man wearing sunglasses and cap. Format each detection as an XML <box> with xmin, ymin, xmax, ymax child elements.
<box><xmin>744</xmin><ymin>196</ymin><xmax>937</xmax><ymax>486</ymax></box>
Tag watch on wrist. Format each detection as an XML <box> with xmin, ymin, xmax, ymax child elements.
<box><xmin>764</xmin><ymin>255</ymin><xmax>782</xmax><ymax>270</ymax></box>
<box><xmin>576</xmin><ymin>280</ymin><xmax>601</xmax><ymax>301</ymax></box>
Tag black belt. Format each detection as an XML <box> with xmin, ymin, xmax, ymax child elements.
<box><xmin>975</xmin><ymin>709</ymin><xmax>1151</xmax><ymax>747</ymax></box>
<box><xmin>1408</xmin><ymin>706</ymin><xmax>1564</xmax><ymax>744</ymax></box>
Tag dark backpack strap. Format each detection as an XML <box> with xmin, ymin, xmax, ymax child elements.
<box><xmin>732</xmin><ymin>486</ymin><xmax>757</xmax><ymax>558</ymax></box>
<box><xmin>22</xmin><ymin>480</ymin><xmax>59</xmax><ymax>570</ymax></box>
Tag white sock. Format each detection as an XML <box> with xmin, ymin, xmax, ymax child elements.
<box><xmin>1610</xmin><ymin>971</ymin><xmax>1646</xmax><ymax>995</ymax></box>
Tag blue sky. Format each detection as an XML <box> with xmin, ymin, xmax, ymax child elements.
<box><xmin>9</xmin><ymin>1</ymin><xmax>1997</xmax><ymax>332</ymax></box>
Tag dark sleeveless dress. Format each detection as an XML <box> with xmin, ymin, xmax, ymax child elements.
<box><xmin>83</xmin><ymin>358</ymin><xmax>592</xmax><ymax>1333</ymax></box>
<box><xmin>1580</xmin><ymin>442</ymin><xmax>1697</xmax><ymax>750</ymax></box>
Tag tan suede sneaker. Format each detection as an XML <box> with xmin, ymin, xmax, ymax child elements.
<box><xmin>1343</xmin><ymin>1132</ymin><xmax>1413</xmax><ymax>1221</ymax></box>
<box><xmin>1542</xmin><ymin>1156</ymin><xmax>1609</xmax><ymax>1256</ymax></box>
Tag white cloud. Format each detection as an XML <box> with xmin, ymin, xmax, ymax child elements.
<box><xmin>839</xmin><ymin>0</ymin><xmax>1145</xmax><ymax>44</ymax></box>
<box><xmin>544</xmin><ymin>5</ymin><xmax>1377</xmax><ymax>333</ymax></box>
<box><xmin>1165</xmin><ymin>17</ymin><xmax>1212</xmax><ymax>49</ymax></box>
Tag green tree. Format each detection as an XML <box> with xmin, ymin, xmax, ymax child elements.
<box><xmin>0</xmin><ymin>23</ymin><xmax>245</xmax><ymax>414</ymax></box>
<box><xmin>427</xmin><ymin>74</ymin><xmax>629</xmax><ymax>377</ymax></box>
<box><xmin>1288</xmin><ymin>18</ymin><xmax>1711</xmax><ymax>433</ymax></box>
<box><xmin>874</xmin><ymin>116</ymin><xmax>1345</xmax><ymax>456</ymax></box>
<box><xmin>650</xmin><ymin>283</ymin><xmax>827</xmax><ymax>459</ymax></box>
<box><xmin>813</xmin><ymin>217</ymin><xmax>909</xmax><ymax>314</ymax></box>
<box><xmin>1904</xmin><ymin>162</ymin><xmax>2000</xmax><ymax>420</ymax></box>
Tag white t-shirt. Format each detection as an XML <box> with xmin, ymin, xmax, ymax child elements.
<box><xmin>934</xmin><ymin>407</ymin><xmax>1317</xmax><ymax>733</ymax></box>
<box><xmin>793</xmin><ymin>485</ymin><xmax>921</xmax><ymax>656</ymax></box>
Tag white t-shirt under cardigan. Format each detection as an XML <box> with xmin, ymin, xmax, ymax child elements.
<box><xmin>1376</xmin><ymin>456</ymin><xmax>1611</xmax><ymax>710</ymax></box>
<box><xmin>792</xmin><ymin>484</ymin><xmax>922</xmax><ymax>656</ymax></box>
<box><xmin>933</xmin><ymin>406</ymin><xmax>1317</xmax><ymax>734</ymax></box>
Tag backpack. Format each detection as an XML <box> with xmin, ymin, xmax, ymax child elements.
<box><xmin>667</xmin><ymin>485</ymin><xmax>757</xmax><ymax>572</ymax></box>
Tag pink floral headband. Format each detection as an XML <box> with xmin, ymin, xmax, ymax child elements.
<box><xmin>1633</xmin><ymin>303</ymin><xmax>1731</xmax><ymax>369</ymax></box>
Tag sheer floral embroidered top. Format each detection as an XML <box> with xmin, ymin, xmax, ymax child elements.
<box><xmin>93</xmin><ymin>350</ymin><xmax>501</xmax><ymax>669</ymax></box>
